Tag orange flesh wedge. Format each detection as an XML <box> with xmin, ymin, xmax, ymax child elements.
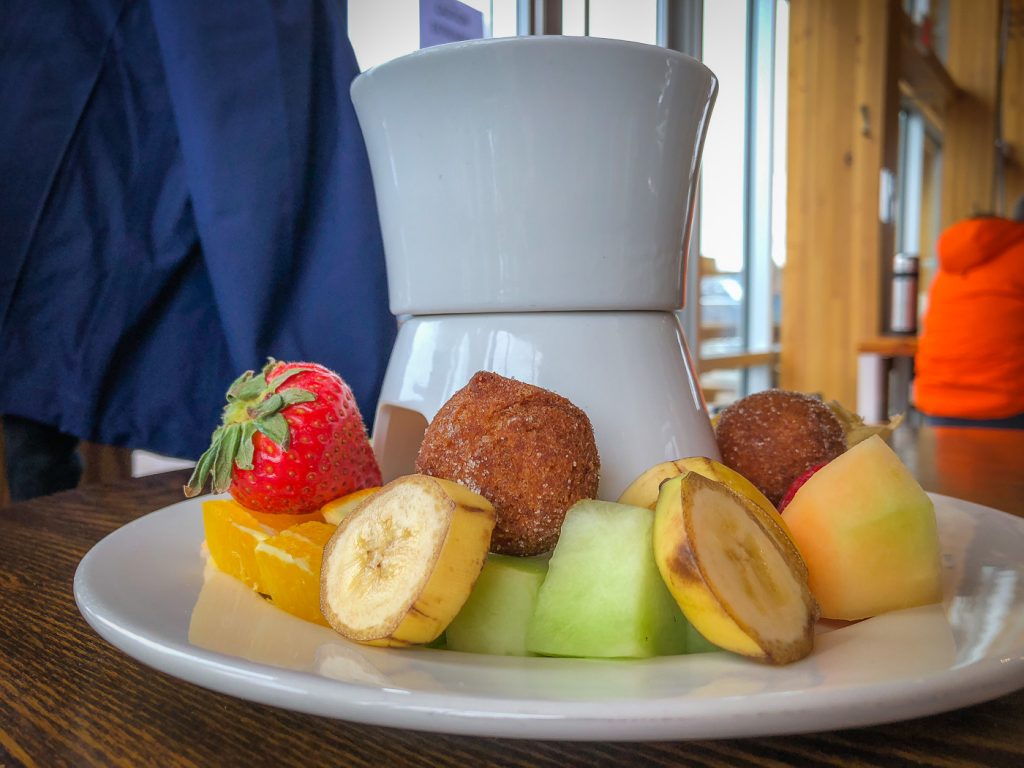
<box><xmin>248</xmin><ymin>506</ymin><xmax>326</xmax><ymax>532</ymax></box>
<box><xmin>255</xmin><ymin>521</ymin><xmax>337</xmax><ymax>625</ymax></box>
<box><xmin>202</xmin><ymin>499</ymin><xmax>270</xmax><ymax>593</ymax></box>
<box><xmin>320</xmin><ymin>486</ymin><xmax>380</xmax><ymax>525</ymax></box>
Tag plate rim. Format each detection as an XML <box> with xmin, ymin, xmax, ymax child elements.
<box><xmin>73</xmin><ymin>492</ymin><xmax>1024</xmax><ymax>741</ymax></box>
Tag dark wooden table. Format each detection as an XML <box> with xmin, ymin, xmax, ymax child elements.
<box><xmin>2</xmin><ymin>426</ymin><xmax>1022</xmax><ymax>767</ymax></box>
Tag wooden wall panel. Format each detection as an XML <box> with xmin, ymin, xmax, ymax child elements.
<box><xmin>782</xmin><ymin>0</ymin><xmax>899</xmax><ymax>407</ymax></box>
<box><xmin>940</xmin><ymin>0</ymin><xmax>1002</xmax><ymax>224</ymax></box>
<box><xmin>783</xmin><ymin>0</ymin><xmax>1012</xmax><ymax>406</ymax></box>
<box><xmin>1004</xmin><ymin>0</ymin><xmax>1024</xmax><ymax>213</ymax></box>
<box><xmin>79</xmin><ymin>443</ymin><xmax>133</xmax><ymax>487</ymax></box>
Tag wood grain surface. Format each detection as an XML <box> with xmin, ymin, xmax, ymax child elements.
<box><xmin>1</xmin><ymin>427</ymin><xmax>1022</xmax><ymax>767</ymax></box>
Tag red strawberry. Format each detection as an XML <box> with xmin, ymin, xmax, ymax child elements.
<box><xmin>184</xmin><ymin>359</ymin><xmax>381</xmax><ymax>514</ymax></box>
<box><xmin>778</xmin><ymin>461</ymin><xmax>828</xmax><ymax>513</ymax></box>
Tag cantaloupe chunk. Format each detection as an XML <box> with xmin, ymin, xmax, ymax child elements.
<box><xmin>781</xmin><ymin>435</ymin><xmax>942</xmax><ymax>620</ymax></box>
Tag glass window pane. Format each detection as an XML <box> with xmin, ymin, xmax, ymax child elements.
<box><xmin>698</xmin><ymin>0</ymin><xmax>749</xmax><ymax>356</ymax></box>
<box><xmin>491</xmin><ymin>0</ymin><xmax>519</xmax><ymax>37</ymax></box>
<box><xmin>701</xmin><ymin>368</ymin><xmax>743</xmax><ymax>412</ymax></box>
<box><xmin>698</xmin><ymin>0</ymin><xmax>786</xmax><ymax>404</ymax></box>
<box><xmin>588</xmin><ymin>0</ymin><xmax>658</xmax><ymax>44</ymax></box>
<box><xmin>770</xmin><ymin>0</ymin><xmax>788</xmax><ymax>349</ymax></box>
<box><xmin>563</xmin><ymin>0</ymin><xmax>587</xmax><ymax>36</ymax></box>
<box><xmin>744</xmin><ymin>0</ymin><xmax>781</xmax><ymax>394</ymax></box>
<box><xmin>563</xmin><ymin>0</ymin><xmax>656</xmax><ymax>42</ymax></box>
<box><xmin>350</xmin><ymin>0</ymin><xmax>421</xmax><ymax>70</ymax></box>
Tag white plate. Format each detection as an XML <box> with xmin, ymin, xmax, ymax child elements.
<box><xmin>74</xmin><ymin>494</ymin><xmax>1024</xmax><ymax>741</ymax></box>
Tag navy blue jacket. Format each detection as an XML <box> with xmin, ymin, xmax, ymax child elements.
<box><xmin>0</xmin><ymin>0</ymin><xmax>397</xmax><ymax>459</ymax></box>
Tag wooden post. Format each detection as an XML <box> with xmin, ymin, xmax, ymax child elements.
<box><xmin>940</xmin><ymin>0</ymin><xmax>1003</xmax><ymax>224</ymax></box>
<box><xmin>782</xmin><ymin>0</ymin><xmax>901</xmax><ymax>407</ymax></box>
<box><xmin>79</xmin><ymin>443</ymin><xmax>133</xmax><ymax>487</ymax></box>
<box><xmin>1004</xmin><ymin>0</ymin><xmax>1024</xmax><ymax>212</ymax></box>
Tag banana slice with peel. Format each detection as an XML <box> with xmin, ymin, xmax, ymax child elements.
<box><xmin>320</xmin><ymin>474</ymin><xmax>495</xmax><ymax>647</ymax></box>
<box><xmin>621</xmin><ymin>456</ymin><xmax>805</xmax><ymax>589</ymax></box>
<box><xmin>620</xmin><ymin>456</ymin><xmax>797</xmax><ymax>542</ymax></box>
<box><xmin>653</xmin><ymin>472</ymin><xmax>818</xmax><ymax>665</ymax></box>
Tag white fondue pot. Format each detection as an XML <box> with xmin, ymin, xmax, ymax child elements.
<box><xmin>351</xmin><ymin>36</ymin><xmax>720</xmax><ymax>499</ymax></box>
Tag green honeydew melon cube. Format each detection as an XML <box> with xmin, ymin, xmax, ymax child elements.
<box><xmin>526</xmin><ymin>499</ymin><xmax>690</xmax><ymax>659</ymax></box>
<box><xmin>445</xmin><ymin>554</ymin><xmax>549</xmax><ymax>656</ymax></box>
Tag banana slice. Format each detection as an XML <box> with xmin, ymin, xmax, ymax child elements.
<box><xmin>320</xmin><ymin>474</ymin><xmax>495</xmax><ymax>647</ymax></box>
<box><xmin>653</xmin><ymin>472</ymin><xmax>818</xmax><ymax>665</ymax></box>
<box><xmin>619</xmin><ymin>456</ymin><xmax>799</xmax><ymax>547</ymax></box>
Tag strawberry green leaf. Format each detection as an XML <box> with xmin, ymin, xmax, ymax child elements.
<box><xmin>228</xmin><ymin>370</ymin><xmax>268</xmax><ymax>402</ymax></box>
<box><xmin>279</xmin><ymin>388</ymin><xmax>316</xmax><ymax>406</ymax></box>
<box><xmin>211</xmin><ymin>424</ymin><xmax>242</xmax><ymax>494</ymax></box>
<box><xmin>255</xmin><ymin>413</ymin><xmax>290</xmax><ymax>450</ymax></box>
<box><xmin>236</xmin><ymin>421</ymin><xmax>257</xmax><ymax>471</ymax></box>
<box><xmin>225</xmin><ymin>370</ymin><xmax>255</xmax><ymax>401</ymax></box>
<box><xmin>249</xmin><ymin>393</ymin><xmax>284</xmax><ymax>420</ymax></box>
<box><xmin>266</xmin><ymin>367</ymin><xmax>314</xmax><ymax>393</ymax></box>
<box><xmin>183</xmin><ymin>433</ymin><xmax>219</xmax><ymax>497</ymax></box>
<box><xmin>247</xmin><ymin>387</ymin><xmax>314</xmax><ymax>422</ymax></box>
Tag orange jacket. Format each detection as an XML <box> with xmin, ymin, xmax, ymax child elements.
<box><xmin>914</xmin><ymin>217</ymin><xmax>1024</xmax><ymax>419</ymax></box>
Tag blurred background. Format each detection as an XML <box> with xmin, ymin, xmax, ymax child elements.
<box><xmin>3</xmin><ymin>0</ymin><xmax>1021</xmax><ymax>493</ymax></box>
<box><xmin>351</xmin><ymin>0</ymin><xmax>1022</xmax><ymax>417</ymax></box>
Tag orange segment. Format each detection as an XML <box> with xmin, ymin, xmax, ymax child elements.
<box><xmin>255</xmin><ymin>521</ymin><xmax>337</xmax><ymax>625</ymax></box>
<box><xmin>248</xmin><ymin>507</ymin><xmax>325</xmax><ymax>532</ymax></box>
<box><xmin>321</xmin><ymin>487</ymin><xmax>380</xmax><ymax>525</ymax></box>
<box><xmin>202</xmin><ymin>499</ymin><xmax>270</xmax><ymax>592</ymax></box>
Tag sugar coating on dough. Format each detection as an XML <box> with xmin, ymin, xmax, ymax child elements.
<box><xmin>715</xmin><ymin>389</ymin><xmax>846</xmax><ymax>507</ymax></box>
<box><xmin>415</xmin><ymin>371</ymin><xmax>601</xmax><ymax>556</ymax></box>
